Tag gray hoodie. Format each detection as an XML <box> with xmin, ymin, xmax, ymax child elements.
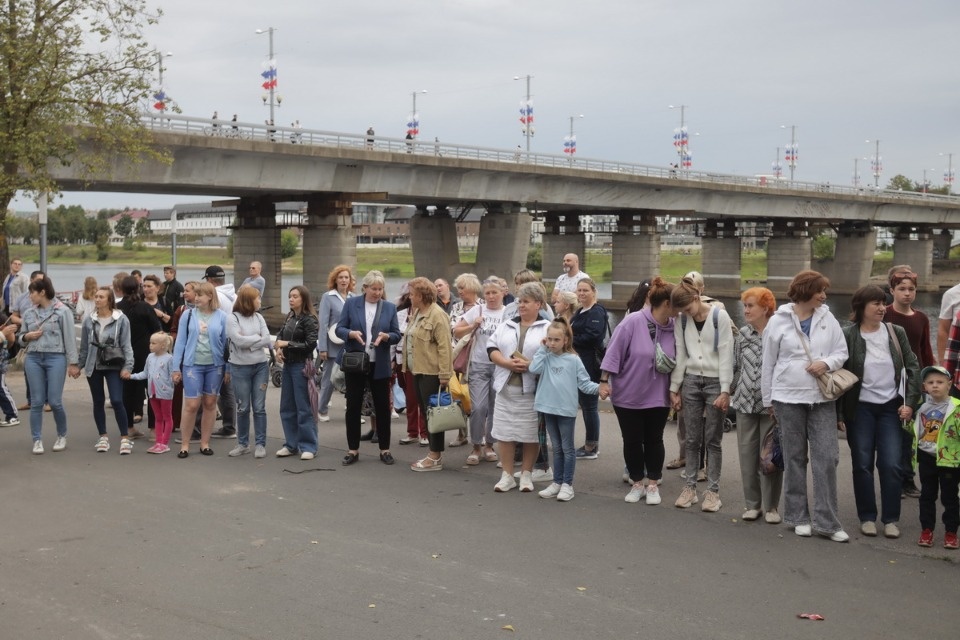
<box><xmin>226</xmin><ymin>311</ymin><xmax>271</xmax><ymax>369</ymax></box>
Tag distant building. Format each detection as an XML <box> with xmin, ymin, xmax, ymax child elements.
<box><xmin>107</xmin><ymin>209</ymin><xmax>149</xmax><ymax>240</ymax></box>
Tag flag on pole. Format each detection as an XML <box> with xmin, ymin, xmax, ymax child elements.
<box><xmin>406</xmin><ymin>113</ymin><xmax>420</xmax><ymax>138</ymax></box>
<box><xmin>261</xmin><ymin>59</ymin><xmax>278</xmax><ymax>90</ymax></box>
<box><xmin>519</xmin><ymin>100</ymin><xmax>534</xmax><ymax>135</ymax></box>
<box><xmin>563</xmin><ymin>135</ymin><xmax>577</xmax><ymax>155</ymax></box>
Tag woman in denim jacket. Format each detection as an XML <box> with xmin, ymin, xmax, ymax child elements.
<box><xmin>21</xmin><ymin>277</ymin><xmax>79</xmax><ymax>454</ymax></box>
<box><xmin>73</xmin><ymin>286</ymin><xmax>135</xmax><ymax>454</ymax></box>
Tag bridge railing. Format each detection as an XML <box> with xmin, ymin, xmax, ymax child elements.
<box><xmin>142</xmin><ymin>114</ymin><xmax>960</xmax><ymax>206</ymax></box>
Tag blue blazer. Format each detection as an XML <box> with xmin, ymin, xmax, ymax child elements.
<box><xmin>335</xmin><ymin>296</ymin><xmax>401</xmax><ymax>380</ymax></box>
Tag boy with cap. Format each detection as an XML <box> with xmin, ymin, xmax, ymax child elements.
<box><xmin>911</xmin><ymin>365</ymin><xmax>960</xmax><ymax>549</ymax></box>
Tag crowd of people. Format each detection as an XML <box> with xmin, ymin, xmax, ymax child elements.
<box><xmin>1</xmin><ymin>254</ymin><xmax>958</xmax><ymax>550</ymax></box>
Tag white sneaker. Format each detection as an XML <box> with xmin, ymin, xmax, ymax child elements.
<box><xmin>254</xmin><ymin>445</ymin><xmax>266</xmax><ymax>459</ymax></box>
<box><xmin>229</xmin><ymin>444</ymin><xmax>251</xmax><ymax>457</ymax></box>
<box><xmin>391</xmin><ymin>411</ymin><xmax>400</xmax><ymax>419</ymax></box>
<box><xmin>32</xmin><ymin>440</ymin><xmax>43</xmax><ymax>454</ymax></box>
<box><xmin>742</xmin><ymin>509</ymin><xmax>761</xmax><ymax>521</ymax></box>
<box><xmin>52</xmin><ymin>436</ymin><xmax>66</xmax><ymax>452</ymax></box>
<box><xmin>539</xmin><ymin>482</ymin><xmax>562</xmax><ymax>499</ymax></box>
<box><xmin>318</xmin><ymin>414</ymin><xmax>331</xmax><ymax>423</ymax></box>
<box><xmin>625</xmin><ymin>482</ymin><xmax>646</xmax><ymax>503</ymax></box>
<box><xmin>300</xmin><ymin>451</ymin><xmax>315</xmax><ymax>461</ymax></box>
<box><xmin>0</xmin><ymin>416</ymin><xmax>20</xmax><ymax>426</ymax></box>
<box><xmin>519</xmin><ymin>470</ymin><xmax>534</xmax><ymax>492</ymax></box>
<box><xmin>276</xmin><ymin>446</ymin><xmax>296</xmax><ymax>457</ymax></box>
<box><xmin>795</xmin><ymin>524</ymin><xmax>812</xmax><ymax>537</ymax></box>
<box><xmin>829</xmin><ymin>530</ymin><xmax>850</xmax><ymax>543</ymax></box>
<box><xmin>557</xmin><ymin>484</ymin><xmax>575</xmax><ymax>501</ymax></box>
<box><xmin>645</xmin><ymin>484</ymin><xmax>662</xmax><ymax>505</ymax></box>
<box><xmin>764</xmin><ymin>509</ymin><xmax>782</xmax><ymax>524</ymax></box>
<box><xmin>95</xmin><ymin>436</ymin><xmax>110</xmax><ymax>453</ymax></box>
<box><xmin>530</xmin><ymin>468</ymin><xmax>552</xmax><ymax>483</ymax></box>
<box><xmin>494</xmin><ymin>472</ymin><xmax>517</xmax><ymax>492</ymax></box>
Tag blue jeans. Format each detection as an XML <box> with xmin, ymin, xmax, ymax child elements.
<box><xmin>279</xmin><ymin>361</ymin><xmax>317</xmax><ymax>454</ymax></box>
<box><xmin>231</xmin><ymin>361</ymin><xmax>269</xmax><ymax>447</ymax></box>
<box><xmin>24</xmin><ymin>352</ymin><xmax>67</xmax><ymax>441</ymax></box>
<box><xmin>87</xmin><ymin>369</ymin><xmax>128</xmax><ymax>436</ymax></box>
<box><xmin>846</xmin><ymin>398</ymin><xmax>903</xmax><ymax>524</ymax></box>
<box><xmin>544</xmin><ymin>413</ymin><xmax>577</xmax><ymax>485</ymax></box>
<box><xmin>579</xmin><ymin>390</ymin><xmax>600</xmax><ymax>446</ymax></box>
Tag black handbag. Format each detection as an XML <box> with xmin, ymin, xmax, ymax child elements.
<box><xmin>95</xmin><ymin>322</ymin><xmax>125</xmax><ymax>369</ymax></box>
<box><xmin>341</xmin><ymin>350</ymin><xmax>370</xmax><ymax>374</ymax></box>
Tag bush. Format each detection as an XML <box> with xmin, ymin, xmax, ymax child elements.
<box><xmin>280</xmin><ymin>230</ymin><xmax>299</xmax><ymax>259</ymax></box>
<box><xmin>79</xmin><ymin>249</ymin><xmax>88</xmax><ymax>260</ymax></box>
<box><xmin>812</xmin><ymin>235</ymin><xmax>835</xmax><ymax>259</ymax></box>
<box><xmin>133</xmin><ymin>241</ymin><xmax>146</xmax><ymax>252</ymax></box>
<box><xmin>122</xmin><ymin>237</ymin><xmax>134</xmax><ymax>250</ymax></box>
<box><xmin>526</xmin><ymin>245</ymin><xmax>542</xmax><ymax>271</ymax></box>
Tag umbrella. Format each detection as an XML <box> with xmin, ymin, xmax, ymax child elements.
<box><xmin>303</xmin><ymin>359</ymin><xmax>319</xmax><ymax>423</ymax></box>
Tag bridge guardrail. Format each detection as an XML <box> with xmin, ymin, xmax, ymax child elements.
<box><xmin>143</xmin><ymin>113</ymin><xmax>960</xmax><ymax>207</ymax></box>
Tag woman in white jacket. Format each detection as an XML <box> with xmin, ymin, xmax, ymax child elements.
<box><xmin>761</xmin><ymin>270</ymin><xmax>850</xmax><ymax>542</ymax></box>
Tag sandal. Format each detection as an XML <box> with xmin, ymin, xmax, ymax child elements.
<box><xmin>119</xmin><ymin>438</ymin><xmax>133</xmax><ymax>455</ymax></box>
<box><xmin>465</xmin><ymin>452</ymin><xmax>480</xmax><ymax>466</ymax></box>
<box><xmin>411</xmin><ymin>455</ymin><xmax>443</xmax><ymax>472</ymax></box>
<box><xmin>483</xmin><ymin>449</ymin><xmax>499</xmax><ymax>462</ymax></box>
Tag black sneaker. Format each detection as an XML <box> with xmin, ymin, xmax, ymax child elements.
<box><xmin>902</xmin><ymin>482</ymin><xmax>921</xmax><ymax>499</ymax></box>
<box><xmin>210</xmin><ymin>428</ymin><xmax>236</xmax><ymax>439</ymax></box>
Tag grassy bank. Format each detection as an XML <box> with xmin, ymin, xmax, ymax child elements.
<box><xmin>9</xmin><ymin>243</ymin><xmax>906</xmax><ymax>286</ymax></box>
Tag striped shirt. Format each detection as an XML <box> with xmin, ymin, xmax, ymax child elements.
<box><xmin>731</xmin><ymin>323</ymin><xmax>764</xmax><ymax>414</ymax></box>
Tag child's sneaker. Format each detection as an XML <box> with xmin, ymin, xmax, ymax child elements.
<box><xmin>147</xmin><ymin>444</ymin><xmax>163</xmax><ymax>454</ymax></box>
<box><xmin>154</xmin><ymin>444</ymin><xmax>170</xmax><ymax>454</ymax></box>
<box><xmin>945</xmin><ymin>532</ymin><xmax>959</xmax><ymax>550</ymax></box>
<box><xmin>918</xmin><ymin>529</ymin><xmax>934</xmax><ymax>547</ymax></box>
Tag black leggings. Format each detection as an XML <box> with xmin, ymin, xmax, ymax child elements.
<box><xmin>414</xmin><ymin>373</ymin><xmax>442</xmax><ymax>453</ymax></box>
<box><xmin>614</xmin><ymin>405</ymin><xmax>670</xmax><ymax>482</ymax></box>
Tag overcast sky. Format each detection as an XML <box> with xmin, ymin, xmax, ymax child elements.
<box><xmin>16</xmin><ymin>0</ymin><xmax>960</xmax><ymax>211</ymax></box>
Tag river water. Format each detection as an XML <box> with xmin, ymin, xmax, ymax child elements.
<box><xmin>41</xmin><ymin>264</ymin><xmax>946</xmax><ymax>334</ymax></box>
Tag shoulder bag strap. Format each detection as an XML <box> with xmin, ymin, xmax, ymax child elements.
<box><xmin>885</xmin><ymin>322</ymin><xmax>904</xmax><ymax>365</ymax></box>
<box><xmin>794</xmin><ymin>324</ymin><xmax>815</xmax><ymax>364</ymax></box>
<box><xmin>372</xmin><ymin>301</ymin><xmax>383</xmax><ymax>336</ymax></box>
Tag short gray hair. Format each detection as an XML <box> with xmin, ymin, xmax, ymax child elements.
<box><xmin>361</xmin><ymin>270</ymin><xmax>386</xmax><ymax>291</ymax></box>
<box><xmin>516</xmin><ymin>281</ymin><xmax>546</xmax><ymax>306</ymax></box>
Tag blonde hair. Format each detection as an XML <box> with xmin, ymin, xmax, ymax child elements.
<box><xmin>547</xmin><ymin>317</ymin><xmax>576</xmax><ymax>354</ymax></box>
<box><xmin>193</xmin><ymin>282</ymin><xmax>219</xmax><ymax>310</ymax></box>
<box><xmin>151</xmin><ymin>331</ymin><xmax>173</xmax><ymax>354</ymax></box>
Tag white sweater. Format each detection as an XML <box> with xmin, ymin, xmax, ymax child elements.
<box><xmin>669</xmin><ymin>306</ymin><xmax>734</xmax><ymax>394</ymax></box>
<box><xmin>760</xmin><ymin>303</ymin><xmax>848</xmax><ymax>407</ymax></box>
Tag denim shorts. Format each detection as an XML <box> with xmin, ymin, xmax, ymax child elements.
<box><xmin>182</xmin><ymin>364</ymin><xmax>224</xmax><ymax>399</ymax></box>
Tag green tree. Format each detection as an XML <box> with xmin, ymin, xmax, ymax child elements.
<box><xmin>0</xmin><ymin>0</ymin><xmax>165</xmax><ymax>278</ymax></box>
<box><xmin>113</xmin><ymin>213</ymin><xmax>134</xmax><ymax>238</ymax></box>
<box><xmin>886</xmin><ymin>174</ymin><xmax>916</xmax><ymax>191</ymax></box>
<box><xmin>812</xmin><ymin>234</ymin><xmax>836</xmax><ymax>259</ymax></box>
<box><xmin>280</xmin><ymin>230</ymin><xmax>299</xmax><ymax>259</ymax></box>
<box><xmin>134</xmin><ymin>217</ymin><xmax>151</xmax><ymax>237</ymax></box>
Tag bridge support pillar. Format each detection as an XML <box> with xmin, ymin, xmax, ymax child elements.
<box><xmin>410</xmin><ymin>206</ymin><xmax>461</xmax><ymax>283</ymax></box>
<box><xmin>303</xmin><ymin>197</ymin><xmax>356</xmax><ymax>301</ymax></box>
<box><xmin>701</xmin><ymin>220</ymin><xmax>742</xmax><ymax>297</ymax></box>
<box><xmin>233</xmin><ymin>197</ymin><xmax>283</xmax><ymax>327</ymax></box>
<box><xmin>893</xmin><ymin>226</ymin><xmax>936</xmax><ymax>291</ymax></box>
<box><xmin>475</xmin><ymin>204</ymin><xmax>532</xmax><ymax>281</ymax></box>
<box><xmin>541</xmin><ymin>212</ymin><xmax>586</xmax><ymax>290</ymax></box>
<box><xmin>766</xmin><ymin>221</ymin><xmax>811</xmax><ymax>297</ymax></box>
<box><xmin>820</xmin><ymin>223</ymin><xmax>876</xmax><ymax>294</ymax></box>
<box><xmin>934</xmin><ymin>229</ymin><xmax>952</xmax><ymax>261</ymax></box>
<box><xmin>611</xmin><ymin>212</ymin><xmax>660</xmax><ymax>304</ymax></box>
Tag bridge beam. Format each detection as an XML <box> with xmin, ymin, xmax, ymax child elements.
<box><xmin>766</xmin><ymin>220</ymin><xmax>811</xmax><ymax>297</ymax></box>
<box><xmin>818</xmin><ymin>222</ymin><xmax>876</xmax><ymax>294</ymax></box>
<box><xmin>611</xmin><ymin>211</ymin><xmax>661</xmax><ymax>304</ymax></box>
<box><xmin>303</xmin><ymin>197</ymin><xmax>356</xmax><ymax>300</ymax></box>
<box><xmin>474</xmin><ymin>204</ymin><xmax>532</xmax><ymax>282</ymax></box>
<box><xmin>541</xmin><ymin>212</ymin><xmax>586</xmax><ymax>290</ymax></box>
<box><xmin>410</xmin><ymin>206</ymin><xmax>461</xmax><ymax>283</ymax></box>
<box><xmin>701</xmin><ymin>220</ymin><xmax>742</xmax><ymax>297</ymax></box>
<box><xmin>893</xmin><ymin>225</ymin><xmax>936</xmax><ymax>292</ymax></box>
<box><xmin>233</xmin><ymin>197</ymin><xmax>283</xmax><ymax>327</ymax></box>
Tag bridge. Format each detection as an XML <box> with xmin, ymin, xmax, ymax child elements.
<box><xmin>50</xmin><ymin>115</ymin><xmax>960</xmax><ymax>321</ymax></box>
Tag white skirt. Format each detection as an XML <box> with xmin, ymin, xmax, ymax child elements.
<box><xmin>491</xmin><ymin>384</ymin><xmax>539</xmax><ymax>443</ymax></box>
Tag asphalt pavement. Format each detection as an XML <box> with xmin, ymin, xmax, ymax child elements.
<box><xmin>0</xmin><ymin>372</ymin><xmax>955</xmax><ymax>640</ymax></box>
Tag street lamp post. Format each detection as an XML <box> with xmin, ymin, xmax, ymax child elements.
<box><xmin>942</xmin><ymin>152</ymin><xmax>954</xmax><ymax>195</ymax></box>
<box><xmin>669</xmin><ymin>104</ymin><xmax>691</xmax><ymax>170</ymax></box>
<box><xmin>152</xmin><ymin>51</ymin><xmax>173</xmax><ymax>116</ymax></box>
<box><xmin>867</xmin><ymin>139</ymin><xmax>882</xmax><ymax>188</ymax></box>
<box><xmin>408</xmin><ymin>89</ymin><xmax>426</xmax><ymax>139</ymax></box>
<box><xmin>564</xmin><ymin>114</ymin><xmax>583</xmax><ymax>163</ymax></box>
<box><xmin>514</xmin><ymin>74</ymin><xmax>534</xmax><ymax>159</ymax></box>
<box><xmin>922</xmin><ymin>168</ymin><xmax>936</xmax><ymax>194</ymax></box>
<box><xmin>772</xmin><ymin>147</ymin><xmax>782</xmax><ymax>179</ymax></box>
<box><xmin>781</xmin><ymin>124</ymin><xmax>797</xmax><ymax>182</ymax></box>
<box><xmin>256</xmin><ymin>27</ymin><xmax>279</xmax><ymax>126</ymax></box>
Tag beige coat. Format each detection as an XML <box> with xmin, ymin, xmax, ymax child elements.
<box><xmin>402</xmin><ymin>303</ymin><xmax>453</xmax><ymax>382</ymax></box>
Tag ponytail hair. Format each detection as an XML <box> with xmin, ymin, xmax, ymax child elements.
<box><xmin>547</xmin><ymin>317</ymin><xmax>576</xmax><ymax>354</ymax></box>
<box><xmin>647</xmin><ymin>276</ymin><xmax>675</xmax><ymax>309</ymax></box>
